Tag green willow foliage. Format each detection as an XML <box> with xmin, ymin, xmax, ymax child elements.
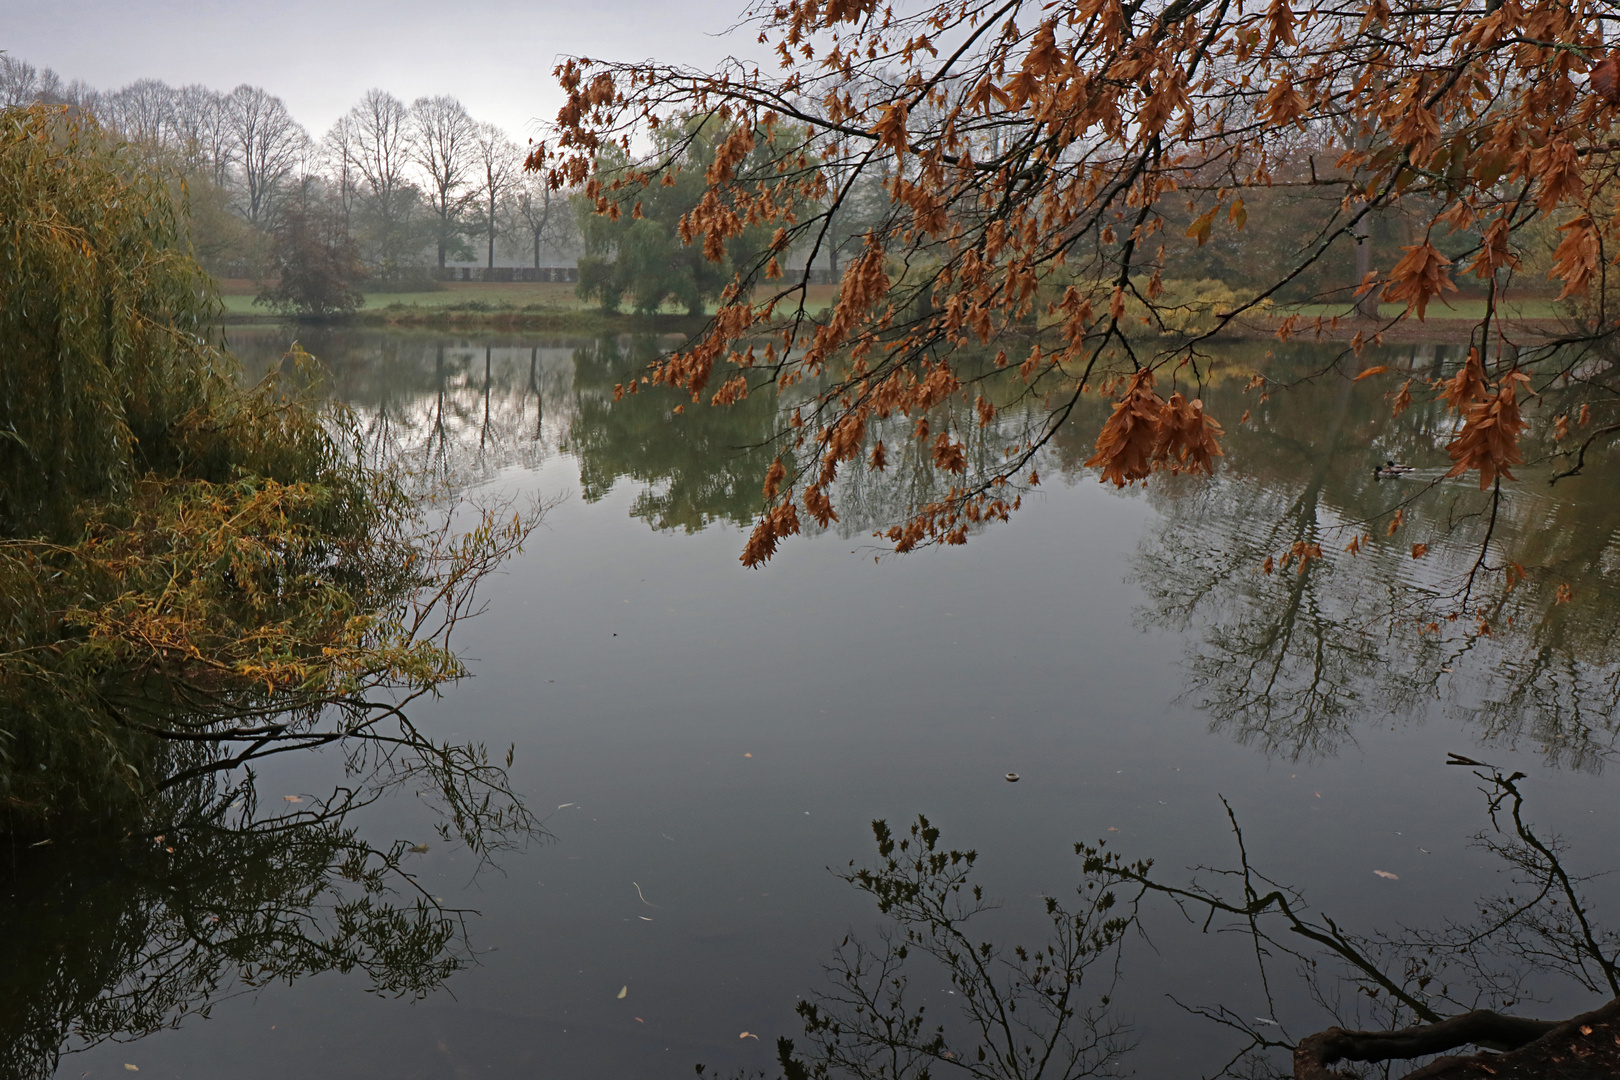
<box><xmin>0</xmin><ymin>105</ymin><xmax>533</xmax><ymax>836</ymax></box>
<box><xmin>576</xmin><ymin>115</ymin><xmax>780</xmax><ymax>316</ymax></box>
<box><xmin>0</xmin><ymin>105</ymin><xmax>230</xmax><ymax>535</ymax></box>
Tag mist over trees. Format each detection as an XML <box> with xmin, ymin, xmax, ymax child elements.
<box><xmin>0</xmin><ymin>53</ymin><xmax>580</xmax><ymax>297</ymax></box>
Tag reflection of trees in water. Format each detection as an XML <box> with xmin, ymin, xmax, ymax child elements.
<box><xmin>564</xmin><ymin>334</ymin><xmax>785</xmax><ymax>531</ymax></box>
<box><xmin>1</xmin><ymin>764</ymin><xmax>518</xmax><ymax>1080</ymax></box>
<box><xmin>1110</xmin><ymin>349</ymin><xmax>1620</xmax><ymax>766</ymax></box>
<box><xmin>738</xmin><ymin>768</ymin><xmax>1620</xmax><ymax>1079</ymax></box>
<box><xmin>226</xmin><ymin>329</ymin><xmax>1620</xmax><ymax>763</ymax></box>
<box><xmin>229</xmin><ymin>327</ymin><xmax>577</xmax><ymax>487</ymax></box>
<box><xmin>561</xmin><ymin>336</ymin><xmax>1057</xmax><ymax>541</ymax></box>
<box><xmin>8</xmin><ymin>325</ymin><xmax>550</xmax><ymax>1076</ymax></box>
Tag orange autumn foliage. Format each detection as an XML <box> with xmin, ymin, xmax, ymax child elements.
<box><xmin>1085</xmin><ymin>371</ymin><xmax>1224</xmax><ymax>488</ymax></box>
<box><xmin>1446</xmin><ymin>375</ymin><xmax>1530</xmax><ymax>489</ymax></box>
<box><xmin>539</xmin><ymin>0</ymin><xmax>1620</xmax><ymax>564</ymax></box>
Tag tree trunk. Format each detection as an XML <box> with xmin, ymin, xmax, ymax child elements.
<box><xmin>1353</xmin><ymin>202</ymin><xmax>1378</xmax><ymax>320</ymax></box>
<box><xmin>1294</xmin><ymin>998</ymin><xmax>1620</xmax><ymax>1079</ymax></box>
<box><xmin>488</xmin><ymin>202</ymin><xmax>496</xmax><ymax>269</ymax></box>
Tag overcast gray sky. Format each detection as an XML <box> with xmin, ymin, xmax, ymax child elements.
<box><xmin>2</xmin><ymin>0</ymin><xmax>761</xmax><ymax>141</ymax></box>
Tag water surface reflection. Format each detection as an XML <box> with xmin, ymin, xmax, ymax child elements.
<box><xmin>236</xmin><ymin>326</ymin><xmax>1620</xmax><ymax>769</ymax></box>
<box><xmin>47</xmin><ymin>323</ymin><xmax>1603</xmax><ymax>1078</ymax></box>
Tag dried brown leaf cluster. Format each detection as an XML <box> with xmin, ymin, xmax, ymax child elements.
<box><xmin>1084</xmin><ymin>370</ymin><xmax>1224</xmax><ymax>488</ymax></box>
<box><xmin>537</xmin><ymin>0</ymin><xmax>1620</xmax><ymax>562</ymax></box>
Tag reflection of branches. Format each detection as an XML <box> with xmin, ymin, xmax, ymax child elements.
<box><xmin>1126</xmin><ymin>352</ymin><xmax>1620</xmax><ymax>766</ymax></box>
<box><xmin>1089</xmin><ymin>761</ymin><xmax>1620</xmax><ymax>1077</ymax></box>
<box><xmin>757</xmin><ymin>767</ymin><xmax>1620</xmax><ymax>1079</ymax></box>
<box><xmin>701</xmin><ymin>816</ymin><xmax>1135</xmax><ymax>1080</ymax></box>
<box><xmin>0</xmin><ymin>772</ymin><xmax>507</xmax><ymax>1080</ymax></box>
<box><xmin>1135</xmin><ymin>474</ymin><xmax>1406</xmax><ymax>760</ymax></box>
<box><xmin>792</xmin><ymin>817</ymin><xmax>1134</xmax><ymax>1080</ymax></box>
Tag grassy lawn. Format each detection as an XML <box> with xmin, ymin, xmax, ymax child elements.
<box><xmin>219</xmin><ymin>280</ymin><xmax>1558</xmax><ymax>323</ymax></box>
<box><xmin>216</xmin><ymin>280</ymin><xmax>587</xmax><ymax>316</ymax></box>
<box><xmin>1278</xmin><ymin>297</ymin><xmax>1564</xmax><ymax>320</ymax></box>
<box><xmin>214</xmin><ymin>278</ymin><xmax>848</xmax><ymax>319</ymax></box>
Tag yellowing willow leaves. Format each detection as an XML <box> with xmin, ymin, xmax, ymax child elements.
<box><xmin>538</xmin><ymin>0</ymin><xmax>1620</xmax><ymax>565</ymax></box>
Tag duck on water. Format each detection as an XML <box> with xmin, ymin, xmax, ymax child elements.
<box><xmin>1373</xmin><ymin>460</ymin><xmax>1416</xmax><ymax>479</ymax></box>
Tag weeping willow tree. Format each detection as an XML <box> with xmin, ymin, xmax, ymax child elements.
<box><xmin>0</xmin><ymin>105</ymin><xmax>539</xmax><ymax>840</ymax></box>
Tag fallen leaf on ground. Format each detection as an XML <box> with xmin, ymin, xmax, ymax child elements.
<box><xmin>1374</xmin><ymin>870</ymin><xmax>1399</xmax><ymax>880</ymax></box>
<box><xmin>617</xmin><ymin>986</ymin><xmax>628</xmax><ymax>999</ymax></box>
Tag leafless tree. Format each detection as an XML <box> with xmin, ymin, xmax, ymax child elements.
<box><xmin>2</xmin><ymin>57</ymin><xmax>75</xmax><ymax>111</ymax></box>
<box><xmin>171</xmin><ymin>84</ymin><xmax>232</xmax><ymax>184</ymax></box>
<box><xmin>511</xmin><ymin>172</ymin><xmax>575</xmax><ymax>268</ymax></box>
<box><xmin>472</xmin><ymin>123</ymin><xmax>521</xmax><ymax>269</ymax></box>
<box><xmin>0</xmin><ymin>55</ymin><xmax>43</xmax><ymax>107</ymax></box>
<box><xmin>226</xmin><ymin>84</ymin><xmax>308</xmax><ymax>225</ymax></box>
<box><xmin>346</xmin><ymin>88</ymin><xmax>415</xmax><ymax>227</ymax></box>
<box><xmin>410</xmin><ymin>95</ymin><xmax>478</xmax><ymax>268</ymax></box>
<box><xmin>319</xmin><ymin>115</ymin><xmax>362</xmax><ymax>230</ymax></box>
<box><xmin>103</xmin><ymin>78</ymin><xmax>175</xmax><ymax>145</ymax></box>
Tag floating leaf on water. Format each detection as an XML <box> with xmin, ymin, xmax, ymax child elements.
<box><xmin>740</xmin><ymin>1032</ymin><xmax>759</xmax><ymax>1039</ymax></box>
<box><xmin>638</xmin><ymin>916</ymin><xmax>653</xmax><ymax>921</ymax></box>
<box><xmin>557</xmin><ymin>802</ymin><xmax>575</xmax><ymax>809</ymax></box>
<box><xmin>1374</xmin><ymin>870</ymin><xmax>1399</xmax><ymax>880</ymax></box>
<box><xmin>617</xmin><ymin>986</ymin><xmax>628</xmax><ymax>999</ymax></box>
<box><xmin>408</xmin><ymin>843</ymin><xmax>430</xmax><ymax>853</ymax></box>
<box><xmin>282</xmin><ymin>795</ymin><xmax>303</xmax><ymax>803</ymax></box>
<box><xmin>1005</xmin><ymin>772</ymin><xmax>1020</xmax><ymax>782</ymax></box>
<box><xmin>124</xmin><ymin>1067</ymin><xmax>139</xmax><ymax>1072</ymax></box>
<box><xmin>744</xmin><ymin>753</ymin><xmax>752</xmax><ymax>758</ymax></box>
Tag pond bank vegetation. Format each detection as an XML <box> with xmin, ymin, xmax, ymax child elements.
<box><xmin>1</xmin><ymin>104</ymin><xmax>541</xmax><ymax>844</ymax></box>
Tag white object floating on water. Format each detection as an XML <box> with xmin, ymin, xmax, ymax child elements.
<box><xmin>617</xmin><ymin>986</ymin><xmax>628</xmax><ymax>999</ymax></box>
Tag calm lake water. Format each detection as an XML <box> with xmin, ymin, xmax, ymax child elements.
<box><xmin>33</xmin><ymin>325</ymin><xmax>1620</xmax><ymax>1078</ymax></box>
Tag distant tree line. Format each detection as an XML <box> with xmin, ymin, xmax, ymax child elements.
<box><xmin>0</xmin><ymin>53</ymin><xmax>580</xmax><ymax>312</ymax></box>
